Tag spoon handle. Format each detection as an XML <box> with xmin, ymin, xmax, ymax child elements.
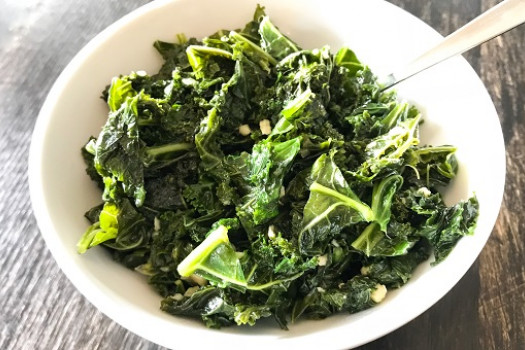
<box><xmin>383</xmin><ymin>0</ymin><xmax>525</xmax><ymax>89</ymax></box>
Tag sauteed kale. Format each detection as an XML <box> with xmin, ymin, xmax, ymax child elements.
<box><xmin>78</xmin><ymin>6</ymin><xmax>478</xmax><ymax>329</ymax></box>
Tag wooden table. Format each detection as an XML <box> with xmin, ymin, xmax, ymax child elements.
<box><xmin>1</xmin><ymin>0</ymin><xmax>523</xmax><ymax>349</ymax></box>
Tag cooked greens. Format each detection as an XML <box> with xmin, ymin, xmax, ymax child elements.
<box><xmin>78</xmin><ymin>6</ymin><xmax>479</xmax><ymax>329</ymax></box>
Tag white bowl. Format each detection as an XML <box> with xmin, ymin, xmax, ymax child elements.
<box><xmin>28</xmin><ymin>0</ymin><xmax>505</xmax><ymax>349</ymax></box>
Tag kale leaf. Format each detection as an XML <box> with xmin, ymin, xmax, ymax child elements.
<box><xmin>299</xmin><ymin>151</ymin><xmax>373</xmax><ymax>255</ymax></box>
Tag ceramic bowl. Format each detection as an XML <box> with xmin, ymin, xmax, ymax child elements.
<box><xmin>29</xmin><ymin>0</ymin><xmax>505</xmax><ymax>348</ymax></box>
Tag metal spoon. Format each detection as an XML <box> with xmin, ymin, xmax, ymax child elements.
<box><xmin>382</xmin><ymin>0</ymin><xmax>525</xmax><ymax>90</ymax></box>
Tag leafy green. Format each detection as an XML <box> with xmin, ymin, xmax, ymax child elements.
<box><xmin>259</xmin><ymin>16</ymin><xmax>299</xmax><ymax>60</ymax></box>
<box><xmin>92</xmin><ymin>94</ymin><xmax>146</xmax><ymax>206</ymax></box>
<box><xmin>350</xmin><ymin>174</ymin><xmax>415</xmax><ymax>257</ymax></box>
<box><xmin>404</xmin><ymin>145</ymin><xmax>458</xmax><ymax>187</ymax></box>
<box><xmin>79</xmin><ymin>5</ymin><xmax>479</xmax><ymax>330</ymax></box>
<box><xmin>361</xmin><ymin>241</ymin><xmax>431</xmax><ymax>288</ymax></box>
<box><xmin>292</xmin><ymin>276</ymin><xmax>385</xmax><ymax>321</ymax></box>
<box><xmin>334</xmin><ymin>47</ymin><xmax>364</xmax><ymax>75</ymax></box>
<box><xmin>409</xmin><ymin>193</ymin><xmax>479</xmax><ymax>264</ymax></box>
<box><xmin>352</xmin><ymin>221</ymin><xmax>419</xmax><ymax>257</ymax></box>
<box><xmin>161</xmin><ymin>286</ymin><xmax>236</xmax><ymax>328</ymax></box>
<box><xmin>177</xmin><ymin>220</ymin><xmax>247</xmax><ymax>288</ymax></box>
<box><xmin>351</xmin><ymin>112</ymin><xmax>421</xmax><ymax>180</ymax></box>
<box><xmin>77</xmin><ymin>199</ymin><xmax>149</xmax><ymax>253</ymax></box>
<box><xmin>237</xmin><ymin>137</ymin><xmax>301</xmax><ymax>231</ymax></box>
<box><xmin>372</xmin><ymin>174</ymin><xmax>404</xmax><ymax>231</ymax></box>
<box><xmin>186</xmin><ymin>45</ymin><xmax>233</xmax><ymax>79</ymax></box>
<box><xmin>299</xmin><ymin>151</ymin><xmax>373</xmax><ymax>255</ymax></box>
<box><xmin>107</xmin><ymin>76</ymin><xmax>138</xmax><ymax>112</ymax></box>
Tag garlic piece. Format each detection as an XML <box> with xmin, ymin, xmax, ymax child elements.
<box><xmin>370</xmin><ymin>284</ymin><xmax>387</xmax><ymax>303</ymax></box>
<box><xmin>184</xmin><ymin>286</ymin><xmax>200</xmax><ymax>297</ymax></box>
<box><xmin>239</xmin><ymin>124</ymin><xmax>252</xmax><ymax>136</ymax></box>
<box><xmin>259</xmin><ymin>119</ymin><xmax>272</xmax><ymax>135</ymax></box>
<box><xmin>317</xmin><ymin>254</ymin><xmax>328</xmax><ymax>266</ymax></box>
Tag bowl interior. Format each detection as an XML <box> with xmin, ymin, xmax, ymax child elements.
<box><xmin>29</xmin><ymin>0</ymin><xmax>505</xmax><ymax>349</ymax></box>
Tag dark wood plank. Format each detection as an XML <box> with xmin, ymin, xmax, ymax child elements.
<box><xmin>476</xmin><ymin>1</ymin><xmax>525</xmax><ymax>348</ymax></box>
<box><xmin>0</xmin><ymin>1</ymin><xmax>523</xmax><ymax>349</ymax></box>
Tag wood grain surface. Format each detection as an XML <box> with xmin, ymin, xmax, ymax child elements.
<box><xmin>0</xmin><ymin>1</ymin><xmax>523</xmax><ymax>349</ymax></box>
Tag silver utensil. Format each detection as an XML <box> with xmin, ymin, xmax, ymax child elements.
<box><xmin>382</xmin><ymin>0</ymin><xmax>525</xmax><ymax>90</ymax></box>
